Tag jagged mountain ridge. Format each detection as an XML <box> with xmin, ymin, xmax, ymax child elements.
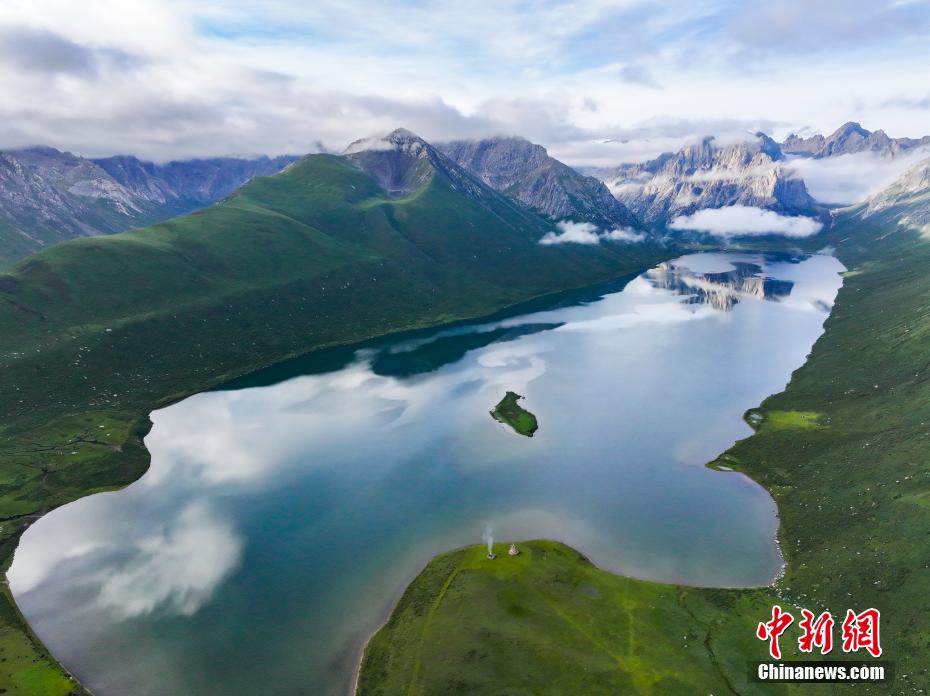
<box><xmin>0</xmin><ymin>146</ymin><xmax>297</xmax><ymax>268</ymax></box>
<box><xmin>437</xmin><ymin>136</ymin><xmax>642</xmax><ymax>231</ymax></box>
<box><xmin>600</xmin><ymin>134</ymin><xmax>819</xmax><ymax>226</ymax></box>
<box><xmin>94</xmin><ymin>154</ymin><xmax>299</xmax><ymax>206</ymax></box>
<box><xmin>782</xmin><ymin>122</ymin><xmax>930</xmax><ymax>159</ymax></box>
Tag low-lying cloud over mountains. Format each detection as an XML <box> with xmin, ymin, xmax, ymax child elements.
<box><xmin>668</xmin><ymin>206</ymin><xmax>823</xmax><ymax>238</ymax></box>
<box><xmin>540</xmin><ymin>221</ymin><xmax>646</xmax><ymax>246</ymax></box>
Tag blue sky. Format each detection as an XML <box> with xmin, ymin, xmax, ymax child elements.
<box><xmin>0</xmin><ymin>0</ymin><xmax>929</xmax><ymax>163</ymax></box>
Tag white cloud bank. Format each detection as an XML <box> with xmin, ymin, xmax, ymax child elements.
<box><xmin>540</xmin><ymin>221</ymin><xmax>646</xmax><ymax>245</ymax></box>
<box><xmin>785</xmin><ymin>148</ymin><xmax>930</xmax><ymax>205</ymax></box>
<box><xmin>668</xmin><ymin>206</ymin><xmax>823</xmax><ymax>238</ymax></box>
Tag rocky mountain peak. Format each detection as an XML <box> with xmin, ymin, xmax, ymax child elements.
<box><xmin>438</xmin><ymin>136</ymin><xmax>550</xmax><ymax>190</ymax></box>
<box><xmin>343</xmin><ymin>128</ymin><xmax>430</xmax><ymax>157</ymax></box>
<box><xmin>833</xmin><ymin>121</ymin><xmax>870</xmax><ymax>138</ymax></box>
<box><xmin>755</xmin><ymin>132</ymin><xmax>784</xmax><ymax>160</ymax></box>
<box><xmin>343</xmin><ymin>128</ymin><xmax>452</xmax><ymax>196</ymax></box>
<box><xmin>781</xmin><ymin>122</ymin><xmax>930</xmax><ymax>159</ymax></box>
<box><xmin>437</xmin><ymin>135</ymin><xmax>642</xmax><ymax>231</ymax></box>
<box><xmin>601</xmin><ymin>134</ymin><xmax>816</xmax><ymax>226</ymax></box>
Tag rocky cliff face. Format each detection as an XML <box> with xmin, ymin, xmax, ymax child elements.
<box><xmin>94</xmin><ymin>154</ymin><xmax>298</xmax><ymax>206</ymax></box>
<box><xmin>601</xmin><ymin>135</ymin><xmax>818</xmax><ymax>226</ymax></box>
<box><xmin>0</xmin><ymin>147</ymin><xmax>297</xmax><ymax>268</ymax></box>
<box><xmin>437</xmin><ymin>136</ymin><xmax>641</xmax><ymax>230</ymax></box>
<box><xmin>782</xmin><ymin>122</ymin><xmax>930</xmax><ymax>159</ymax></box>
<box><xmin>862</xmin><ymin>157</ymin><xmax>930</xmax><ymax>227</ymax></box>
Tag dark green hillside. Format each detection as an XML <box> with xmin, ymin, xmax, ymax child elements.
<box><xmin>359</xmin><ymin>203</ymin><xmax>930</xmax><ymax>694</ymax></box>
<box><xmin>0</xmin><ymin>136</ymin><xmax>662</xmax><ymax>695</ymax></box>
<box><xmin>1</xmin><ymin>151</ymin><xmax>657</xmax><ymax>426</ymax></box>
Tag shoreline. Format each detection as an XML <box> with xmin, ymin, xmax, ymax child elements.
<box><xmin>1</xmin><ymin>262</ymin><xmax>666</xmax><ymax>696</ymax></box>
<box><xmin>10</xmin><ymin>247</ymin><xmax>821</xmax><ymax>695</ymax></box>
<box><xmin>7</xmin><ymin>245</ymin><xmax>837</xmax><ymax>694</ymax></box>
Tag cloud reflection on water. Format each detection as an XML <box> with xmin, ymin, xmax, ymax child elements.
<box><xmin>95</xmin><ymin>501</ymin><xmax>242</xmax><ymax>619</ymax></box>
<box><xmin>10</xmin><ymin>500</ymin><xmax>242</xmax><ymax>621</ymax></box>
<box><xmin>7</xmin><ymin>252</ymin><xmax>847</xmax><ymax>696</ymax></box>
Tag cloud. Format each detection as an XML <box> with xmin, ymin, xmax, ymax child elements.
<box><xmin>605</xmin><ymin>227</ymin><xmax>647</xmax><ymax>243</ymax></box>
<box><xmin>95</xmin><ymin>501</ymin><xmax>242</xmax><ymax>618</ymax></box>
<box><xmin>0</xmin><ymin>27</ymin><xmax>101</xmax><ymax>76</ymax></box>
<box><xmin>785</xmin><ymin>149</ymin><xmax>930</xmax><ymax>205</ymax></box>
<box><xmin>884</xmin><ymin>93</ymin><xmax>930</xmax><ymax>110</ymax></box>
<box><xmin>668</xmin><ymin>206</ymin><xmax>823</xmax><ymax>238</ymax></box>
<box><xmin>726</xmin><ymin>0</ymin><xmax>930</xmax><ymax>56</ymax></box>
<box><xmin>618</xmin><ymin>64</ymin><xmax>660</xmax><ymax>88</ymax></box>
<box><xmin>0</xmin><ymin>1</ymin><xmax>927</xmax><ymax>163</ymax></box>
<box><xmin>540</xmin><ymin>220</ymin><xmax>602</xmax><ymax>245</ymax></box>
<box><xmin>540</xmin><ymin>221</ymin><xmax>646</xmax><ymax>245</ymax></box>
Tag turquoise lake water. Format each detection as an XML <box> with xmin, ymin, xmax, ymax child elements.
<box><xmin>10</xmin><ymin>251</ymin><xmax>844</xmax><ymax>695</ymax></box>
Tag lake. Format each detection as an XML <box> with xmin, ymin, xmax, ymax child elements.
<box><xmin>9</xmin><ymin>251</ymin><xmax>844</xmax><ymax>695</ymax></box>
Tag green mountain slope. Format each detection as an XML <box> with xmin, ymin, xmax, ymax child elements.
<box><xmin>0</xmin><ymin>131</ymin><xmax>663</xmax><ymax>695</ymax></box>
<box><xmin>1</xmin><ymin>139</ymin><xmax>658</xmax><ymax>426</ymax></box>
<box><xmin>359</xmin><ymin>191</ymin><xmax>930</xmax><ymax>694</ymax></box>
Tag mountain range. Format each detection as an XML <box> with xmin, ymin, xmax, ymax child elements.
<box><xmin>782</xmin><ymin>121</ymin><xmax>930</xmax><ymax>159</ymax></box>
<box><xmin>0</xmin><ymin>147</ymin><xmax>297</xmax><ymax>268</ymax></box>
<box><xmin>0</xmin><ymin>129</ymin><xmax>660</xmax><ymax>427</ymax></box>
<box><xmin>598</xmin><ymin>134</ymin><xmax>820</xmax><ymax>227</ymax></box>
<box><xmin>11</xmin><ymin>125</ymin><xmax>927</xmax><ymax>433</ymax></box>
<box><xmin>437</xmin><ymin>136</ymin><xmax>641</xmax><ymax>231</ymax></box>
<box><xmin>3</xmin><ymin>122</ymin><xmax>930</xmax><ymax>270</ymax></box>
<box><xmin>3</xmin><ymin>122</ymin><xmax>930</xmax><ymax>696</ymax></box>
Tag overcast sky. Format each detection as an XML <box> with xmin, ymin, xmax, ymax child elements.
<box><xmin>1</xmin><ymin>0</ymin><xmax>929</xmax><ymax>164</ymax></box>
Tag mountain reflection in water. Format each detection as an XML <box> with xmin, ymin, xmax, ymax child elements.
<box><xmin>646</xmin><ymin>261</ymin><xmax>794</xmax><ymax>311</ymax></box>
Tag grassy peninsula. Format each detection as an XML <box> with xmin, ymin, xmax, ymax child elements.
<box><xmin>490</xmin><ymin>391</ymin><xmax>539</xmax><ymax>437</ymax></box>
<box><xmin>0</xmin><ymin>148</ymin><xmax>663</xmax><ymax>695</ymax></box>
<box><xmin>358</xmin><ymin>209</ymin><xmax>930</xmax><ymax>694</ymax></box>
<box><xmin>359</xmin><ymin>540</ymin><xmax>768</xmax><ymax>694</ymax></box>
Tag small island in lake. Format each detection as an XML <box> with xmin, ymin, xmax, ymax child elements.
<box><xmin>490</xmin><ymin>391</ymin><xmax>538</xmax><ymax>437</ymax></box>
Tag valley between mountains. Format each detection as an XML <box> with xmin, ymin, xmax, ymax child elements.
<box><xmin>1</xmin><ymin>123</ymin><xmax>929</xmax><ymax>695</ymax></box>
